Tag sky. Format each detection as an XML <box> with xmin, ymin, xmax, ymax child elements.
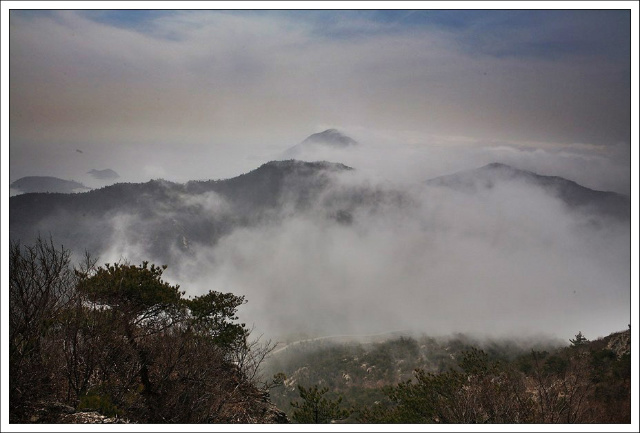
<box><xmin>3</xmin><ymin>4</ymin><xmax>635</xmax><ymax>193</ymax></box>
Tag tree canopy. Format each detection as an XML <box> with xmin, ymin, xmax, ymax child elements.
<box><xmin>290</xmin><ymin>384</ymin><xmax>352</xmax><ymax>423</ymax></box>
<box><xmin>9</xmin><ymin>237</ymin><xmax>278</xmax><ymax>423</ymax></box>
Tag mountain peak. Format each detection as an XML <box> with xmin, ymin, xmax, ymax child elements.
<box><xmin>259</xmin><ymin>159</ymin><xmax>353</xmax><ymax>172</ymax></box>
<box><xmin>88</xmin><ymin>169</ymin><xmax>120</xmax><ymax>180</ymax></box>
<box><xmin>482</xmin><ymin>162</ymin><xmax>515</xmax><ymax>170</ymax></box>
<box><xmin>301</xmin><ymin>129</ymin><xmax>358</xmax><ymax>148</ymax></box>
<box><xmin>284</xmin><ymin>129</ymin><xmax>358</xmax><ymax>157</ymax></box>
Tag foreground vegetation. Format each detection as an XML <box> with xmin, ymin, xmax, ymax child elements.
<box><xmin>9</xmin><ymin>237</ymin><xmax>283</xmax><ymax>423</ymax></box>
<box><xmin>270</xmin><ymin>330</ymin><xmax>631</xmax><ymax>423</ymax></box>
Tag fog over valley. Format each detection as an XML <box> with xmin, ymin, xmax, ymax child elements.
<box><xmin>9</xmin><ymin>139</ymin><xmax>631</xmax><ymax>342</ymax></box>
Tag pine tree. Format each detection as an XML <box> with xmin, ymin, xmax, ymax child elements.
<box><xmin>290</xmin><ymin>385</ymin><xmax>352</xmax><ymax>423</ymax></box>
<box><xmin>569</xmin><ymin>331</ymin><xmax>589</xmax><ymax>347</ymax></box>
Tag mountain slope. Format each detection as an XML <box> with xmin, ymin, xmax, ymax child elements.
<box><xmin>426</xmin><ymin>162</ymin><xmax>630</xmax><ymax>220</ymax></box>
<box><xmin>266</xmin><ymin>328</ymin><xmax>631</xmax><ymax>423</ymax></box>
<box><xmin>9</xmin><ymin>160</ymin><xmax>355</xmax><ymax>263</ymax></box>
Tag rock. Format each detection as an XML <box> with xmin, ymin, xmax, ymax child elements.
<box><xmin>60</xmin><ymin>411</ymin><xmax>130</xmax><ymax>424</ymax></box>
<box><xmin>605</xmin><ymin>329</ymin><xmax>631</xmax><ymax>357</ymax></box>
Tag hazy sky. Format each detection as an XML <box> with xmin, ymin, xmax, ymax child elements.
<box><xmin>5</xmin><ymin>6</ymin><xmax>634</xmax><ymax>192</ymax></box>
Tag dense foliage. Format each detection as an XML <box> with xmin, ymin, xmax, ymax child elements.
<box><xmin>9</xmin><ymin>237</ymin><xmax>279</xmax><ymax>423</ymax></box>
<box><xmin>290</xmin><ymin>385</ymin><xmax>352</xmax><ymax>423</ymax></box>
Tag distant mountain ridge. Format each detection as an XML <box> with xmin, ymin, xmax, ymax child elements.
<box><xmin>427</xmin><ymin>162</ymin><xmax>630</xmax><ymax>220</ymax></box>
<box><xmin>9</xmin><ymin>160</ymin><xmax>628</xmax><ymax>266</ymax></box>
<box><xmin>88</xmin><ymin>168</ymin><xmax>120</xmax><ymax>180</ymax></box>
<box><xmin>9</xmin><ymin>160</ymin><xmax>358</xmax><ymax>263</ymax></box>
<box><xmin>10</xmin><ymin>176</ymin><xmax>89</xmax><ymax>194</ymax></box>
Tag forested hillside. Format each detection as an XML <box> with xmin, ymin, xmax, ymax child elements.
<box><xmin>267</xmin><ymin>329</ymin><xmax>631</xmax><ymax>423</ymax></box>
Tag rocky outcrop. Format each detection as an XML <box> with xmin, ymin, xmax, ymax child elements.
<box><xmin>27</xmin><ymin>398</ymin><xmax>286</xmax><ymax>424</ymax></box>
<box><xmin>26</xmin><ymin>401</ymin><xmax>130</xmax><ymax>424</ymax></box>
<box><xmin>605</xmin><ymin>328</ymin><xmax>631</xmax><ymax>357</ymax></box>
<box><xmin>60</xmin><ymin>411</ymin><xmax>131</xmax><ymax>424</ymax></box>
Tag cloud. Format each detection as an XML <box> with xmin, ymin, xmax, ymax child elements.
<box><xmin>9</xmin><ymin>10</ymin><xmax>631</xmax><ymax>185</ymax></box>
<box><xmin>157</xmin><ymin>167</ymin><xmax>629</xmax><ymax>342</ymax></box>
<box><xmin>279</xmin><ymin>131</ymin><xmax>631</xmax><ymax>195</ymax></box>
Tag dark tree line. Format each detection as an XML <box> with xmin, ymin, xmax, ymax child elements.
<box><xmin>9</xmin><ymin>236</ymin><xmax>279</xmax><ymax>423</ymax></box>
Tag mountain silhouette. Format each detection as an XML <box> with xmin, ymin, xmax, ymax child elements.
<box><xmin>88</xmin><ymin>168</ymin><xmax>120</xmax><ymax>180</ymax></box>
<box><xmin>426</xmin><ymin>162</ymin><xmax>630</xmax><ymax>220</ymax></box>
<box><xmin>9</xmin><ymin>160</ymin><xmax>627</xmax><ymax>266</ymax></box>
<box><xmin>10</xmin><ymin>176</ymin><xmax>89</xmax><ymax>194</ymax></box>
<box><xmin>9</xmin><ymin>160</ymin><xmax>356</xmax><ymax>263</ymax></box>
<box><xmin>285</xmin><ymin>129</ymin><xmax>358</xmax><ymax>156</ymax></box>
